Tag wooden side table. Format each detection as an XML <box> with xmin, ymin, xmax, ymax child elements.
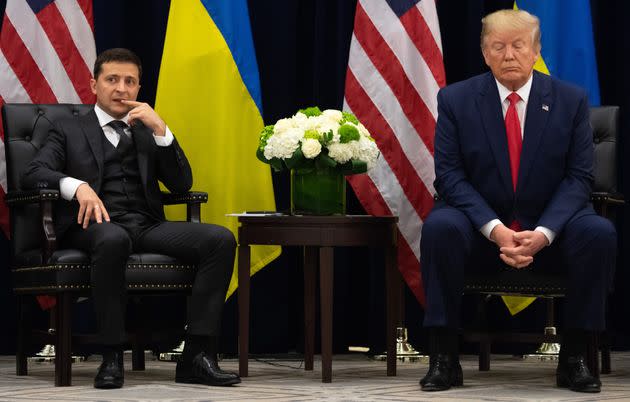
<box><xmin>237</xmin><ymin>215</ymin><xmax>400</xmax><ymax>383</ymax></box>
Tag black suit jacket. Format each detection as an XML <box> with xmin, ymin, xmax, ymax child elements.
<box><xmin>21</xmin><ymin>109</ymin><xmax>193</xmax><ymax>237</ymax></box>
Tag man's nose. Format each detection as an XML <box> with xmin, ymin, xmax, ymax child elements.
<box><xmin>504</xmin><ymin>45</ymin><xmax>515</xmax><ymax>59</ymax></box>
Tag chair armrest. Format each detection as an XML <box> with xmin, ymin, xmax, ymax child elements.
<box><xmin>6</xmin><ymin>189</ymin><xmax>60</xmax><ymax>262</ymax></box>
<box><xmin>591</xmin><ymin>192</ymin><xmax>625</xmax><ymax>218</ymax></box>
<box><xmin>161</xmin><ymin>191</ymin><xmax>208</xmax><ymax>224</ymax></box>
<box><xmin>4</xmin><ymin>189</ymin><xmax>60</xmax><ymax>206</ymax></box>
<box><xmin>161</xmin><ymin>191</ymin><xmax>208</xmax><ymax>205</ymax></box>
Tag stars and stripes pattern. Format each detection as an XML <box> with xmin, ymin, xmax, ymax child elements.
<box><xmin>0</xmin><ymin>0</ymin><xmax>96</xmax><ymax>238</ymax></box>
<box><xmin>344</xmin><ymin>0</ymin><xmax>445</xmax><ymax>304</ymax></box>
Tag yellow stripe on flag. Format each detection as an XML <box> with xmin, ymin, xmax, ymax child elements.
<box><xmin>155</xmin><ymin>0</ymin><xmax>280</xmax><ymax>299</ymax></box>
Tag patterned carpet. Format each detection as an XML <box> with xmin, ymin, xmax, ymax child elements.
<box><xmin>1</xmin><ymin>352</ymin><xmax>630</xmax><ymax>401</ymax></box>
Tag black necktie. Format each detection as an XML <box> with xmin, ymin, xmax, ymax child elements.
<box><xmin>107</xmin><ymin>120</ymin><xmax>131</xmax><ymax>148</ymax></box>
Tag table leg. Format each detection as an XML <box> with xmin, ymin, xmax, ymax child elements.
<box><xmin>385</xmin><ymin>244</ymin><xmax>399</xmax><ymax>376</ymax></box>
<box><xmin>319</xmin><ymin>246</ymin><xmax>334</xmax><ymax>383</ymax></box>
<box><xmin>304</xmin><ymin>246</ymin><xmax>317</xmax><ymax>371</ymax></box>
<box><xmin>238</xmin><ymin>245</ymin><xmax>251</xmax><ymax>377</ymax></box>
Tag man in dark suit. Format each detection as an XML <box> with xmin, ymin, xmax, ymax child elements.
<box><xmin>419</xmin><ymin>10</ymin><xmax>616</xmax><ymax>393</ymax></box>
<box><xmin>21</xmin><ymin>48</ymin><xmax>241</xmax><ymax>389</ymax></box>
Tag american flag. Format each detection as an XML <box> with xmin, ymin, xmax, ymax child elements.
<box><xmin>344</xmin><ymin>0</ymin><xmax>445</xmax><ymax>304</ymax></box>
<box><xmin>0</xmin><ymin>0</ymin><xmax>95</xmax><ymax>236</ymax></box>
<box><xmin>0</xmin><ymin>0</ymin><xmax>96</xmax><ymax>308</ymax></box>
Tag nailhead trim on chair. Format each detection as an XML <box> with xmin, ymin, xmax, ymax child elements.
<box><xmin>14</xmin><ymin>263</ymin><xmax>197</xmax><ymax>272</ymax></box>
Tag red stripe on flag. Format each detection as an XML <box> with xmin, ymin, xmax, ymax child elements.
<box><xmin>76</xmin><ymin>0</ymin><xmax>94</xmax><ymax>32</ymax></box>
<box><xmin>400</xmin><ymin>6</ymin><xmax>446</xmax><ymax>87</ymax></box>
<box><xmin>397</xmin><ymin>230</ymin><xmax>425</xmax><ymax>305</ymax></box>
<box><xmin>347</xmin><ymin>174</ymin><xmax>392</xmax><ymax>217</ymax></box>
<box><xmin>353</xmin><ymin>3</ymin><xmax>435</xmax><ymax>154</ymax></box>
<box><xmin>345</xmin><ymin>70</ymin><xmax>434</xmax><ymax>220</ymax></box>
<box><xmin>0</xmin><ymin>15</ymin><xmax>57</xmax><ymax>103</ymax></box>
<box><xmin>36</xmin><ymin>3</ymin><xmax>95</xmax><ymax>103</ymax></box>
<box><xmin>347</xmin><ymin>174</ymin><xmax>426</xmax><ymax>306</ymax></box>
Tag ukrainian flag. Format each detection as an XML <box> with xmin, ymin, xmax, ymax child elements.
<box><xmin>503</xmin><ymin>0</ymin><xmax>601</xmax><ymax>315</ymax></box>
<box><xmin>155</xmin><ymin>0</ymin><xmax>280</xmax><ymax>298</ymax></box>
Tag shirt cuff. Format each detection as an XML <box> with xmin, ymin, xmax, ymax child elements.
<box><xmin>480</xmin><ymin>219</ymin><xmax>502</xmax><ymax>241</ymax></box>
<box><xmin>535</xmin><ymin>226</ymin><xmax>556</xmax><ymax>245</ymax></box>
<box><xmin>153</xmin><ymin>125</ymin><xmax>174</xmax><ymax>146</ymax></box>
<box><xmin>59</xmin><ymin>177</ymin><xmax>86</xmax><ymax>201</ymax></box>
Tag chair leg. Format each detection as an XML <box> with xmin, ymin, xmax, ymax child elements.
<box><xmin>16</xmin><ymin>296</ymin><xmax>28</xmax><ymax>376</ymax></box>
<box><xmin>55</xmin><ymin>293</ymin><xmax>73</xmax><ymax>386</ymax></box>
<box><xmin>601</xmin><ymin>332</ymin><xmax>611</xmax><ymax>374</ymax></box>
<box><xmin>478</xmin><ymin>295</ymin><xmax>491</xmax><ymax>371</ymax></box>
<box><xmin>586</xmin><ymin>333</ymin><xmax>600</xmax><ymax>379</ymax></box>
<box><xmin>132</xmin><ymin>332</ymin><xmax>146</xmax><ymax>371</ymax></box>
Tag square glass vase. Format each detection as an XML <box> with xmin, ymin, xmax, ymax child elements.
<box><xmin>290</xmin><ymin>167</ymin><xmax>346</xmax><ymax>215</ymax></box>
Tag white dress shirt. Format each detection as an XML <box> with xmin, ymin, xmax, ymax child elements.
<box><xmin>479</xmin><ymin>75</ymin><xmax>556</xmax><ymax>245</ymax></box>
<box><xmin>59</xmin><ymin>104</ymin><xmax>175</xmax><ymax>200</ymax></box>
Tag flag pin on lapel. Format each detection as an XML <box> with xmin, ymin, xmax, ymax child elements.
<box><xmin>542</xmin><ymin>104</ymin><xmax>549</xmax><ymax>111</ymax></box>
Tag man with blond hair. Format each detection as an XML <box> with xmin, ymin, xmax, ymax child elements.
<box><xmin>419</xmin><ymin>9</ymin><xmax>615</xmax><ymax>393</ymax></box>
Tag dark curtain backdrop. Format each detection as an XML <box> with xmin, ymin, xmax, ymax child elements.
<box><xmin>1</xmin><ymin>0</ymin><xmax>629</xmax><ymax>355</ymax></box>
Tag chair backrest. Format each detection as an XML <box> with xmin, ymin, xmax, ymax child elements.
<box><xmin>591</xmin><ymin>106</ymin><xmax>619</xmax><ymax>194</ymax></box>
<box><xmin>2</xmin><ymin>103</ymin><xmax>93</xmax><ymax>257</ymax></box>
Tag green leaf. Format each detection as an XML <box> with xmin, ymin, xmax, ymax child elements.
<box><xmin>316</xmin><ymin>152</ymin><xmax>338</xmax><ymax>169</ymax></box>
<box><xmin>284</xmin><ymin>147</ymin><xmax>305</xmax><ymax>169</ymax></box>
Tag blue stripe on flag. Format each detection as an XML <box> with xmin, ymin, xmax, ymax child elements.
<box><xmin>26</xmin><ymin>0</ymin><xmax>55</xmax><ymax>14</ymax></box>
<box><xmin>200</xmin><ymin>0</ymin><xmax>263</xmax><ymax>113</ymax></box>
<box><xmin>385</xmin><ymin>0</ymin><xmax>421</xmax><ymax>18</ymax></box>
<box><xmin>517</xmin><ymin>0</ymin><xmax>600</xmax><ymax>105</ymax></box>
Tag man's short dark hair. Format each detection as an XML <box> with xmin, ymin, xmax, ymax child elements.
<box><xmin>93</xmin><ymin>48</ymin><xmax>142</xmax><ymax>80</ymax></box>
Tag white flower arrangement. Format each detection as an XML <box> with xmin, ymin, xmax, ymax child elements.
<box><xmin>257</xmin><ymin>106</ymin><xmax>379</xmax><ymax>174</ymax></box>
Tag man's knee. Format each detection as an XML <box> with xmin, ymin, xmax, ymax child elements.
<box><xmin>422</xmin><ymin>207</ymin><xmax>473</xmax><ymax>248</ymax></box>
<box><xmin>91</xmin><ymin>224</ymin><xmax>132</xmax><ymax>255</ymax></box>
<box><xmin>200</xmin><ymin>225</ymin><xmax>236</xmax><ymax>255</ymax></box>
<box><xmin>564</xmin><ymin>215</ymin><xmax>616</xmax><ymax>253</ymax></box>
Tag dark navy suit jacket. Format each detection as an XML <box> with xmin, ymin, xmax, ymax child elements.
<box><xmin>433</xmin><ymin>70</ymin><xmax>594</xmax><ymax>234</ymax></box>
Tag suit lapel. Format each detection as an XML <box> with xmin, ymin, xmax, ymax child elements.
<box><xmin>80</xmin><ymin>110</ymin><xmax>104</xmax><ymax>176</ymax></box>
<box><xmin>517</xmin><ymin>71</ymin><xmax>552</xmax><ymax>193</ymax></box>
<box><xmin>476</xmin><ymin>73</ymin><xmax>513</xmax><ymax>197</ymax></box>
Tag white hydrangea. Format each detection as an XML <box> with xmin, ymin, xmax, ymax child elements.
<box><xmin>301</xmin><ymin>138</ymin><xmax>322</xmax><ymax>159</ymax></box>
<box><xmin>264</xmin><ymin>127</ymin><xmax>302</xmax><ymax>160</ymax></box>
<box><xmin>322</xmin><ymin>109</ymin><xmax>343</xmax><ymax>122</ymax></box>
<box><xmin>354</xmin><ymin>136</ymin><xmax>380</xmax><ymax>170</ymax></box>
<box><xmin>327</xmin><ymin>142</ymin><xmax>355</xmax><ymax>164</ymax></box>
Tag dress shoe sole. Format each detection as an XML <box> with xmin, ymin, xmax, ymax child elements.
<box><xmin>94</xmin><ymin>379</ymin><xmax>124</xmax><ymax>389</ymax></box>
<box><xmin>175</xmin><ymin>376</ymin><xmax>241</xmax><ymax>386</ymax></box>
<box><xmin>557</xmin><ymin>377</ymin><xmax>601</xmax><ymax>393</ymax></box>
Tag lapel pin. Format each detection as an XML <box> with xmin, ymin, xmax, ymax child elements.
<box><xmin>542</xmin><ymin>104</ymin><xmax>549</xmax><ymax>111</ymax></box>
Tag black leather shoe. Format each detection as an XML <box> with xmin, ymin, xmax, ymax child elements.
<box><xmin>557</xmin><ymin>355</ymin><xmax>601</xmax><ymax>393</ymax></box>
<box><xmin>420</xmin><ymin>354</ymin><xmax>463</xmax><ymax>391</ymax></box>
<box><xmin>94</xmin><ymin>352</ymin><xmax>124</xmax><ymax>389</ymax></box>
<box><xmin>176</xmin><ymin>352</ymin><xmax>241</xmax><ymax>386</ymax></box>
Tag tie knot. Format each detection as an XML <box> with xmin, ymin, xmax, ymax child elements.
<box><xmin>108</xmin><ymin>120</ymin><xmax>128</xmax><ymax>131</ymax></box>
<box><xmin>507</xmin><ymin>92</ymin><xmax>521</xmax><ymax>106</ymax></box>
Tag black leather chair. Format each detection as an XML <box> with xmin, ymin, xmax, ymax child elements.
<box><xmin>2</xmin><ymin>103</ymin><xmax>208</xmax><ymax>386</ymax></box>
<box><xmin>462</xmin><ymin>106</ymin><xmax>623</xmax><ymax>375</ymax></box>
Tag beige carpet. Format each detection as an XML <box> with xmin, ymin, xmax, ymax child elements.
<box><xmin>1</xmin><ymin>352</ymin><xmax>630</xmax><ymax>401</ymax></box>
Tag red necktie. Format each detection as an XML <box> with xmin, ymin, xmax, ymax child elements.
<box><xmin>505</xmin><ymin>92</ymin><xmax>522</xmax><ymax>231</ymax></box>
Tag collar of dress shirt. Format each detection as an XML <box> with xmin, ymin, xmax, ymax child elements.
<box><xmin>495</xmin><ymin>73</ymin><xmax>534</xmax><ymax>106</ymax></box>
<box><xmin>94</xmin><ymin>104</ymin><xmax>130</xmax><ymax>129</ymax></box>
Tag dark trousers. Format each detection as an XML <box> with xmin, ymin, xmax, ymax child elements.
<box><xmin>420</xmin><ymin>205</ymin><xmax>616</xmax><ymax>331</ymax></box>
<box><xmin>62</xmin><ymin>219</ymin><xmax>235</xmax><ymax>345</ymax></box>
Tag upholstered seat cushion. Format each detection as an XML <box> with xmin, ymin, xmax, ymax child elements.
<box><xmin>12</xmin><ymin>249</ymin><xmax>196</xmax><ymax>293</ymax></box>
